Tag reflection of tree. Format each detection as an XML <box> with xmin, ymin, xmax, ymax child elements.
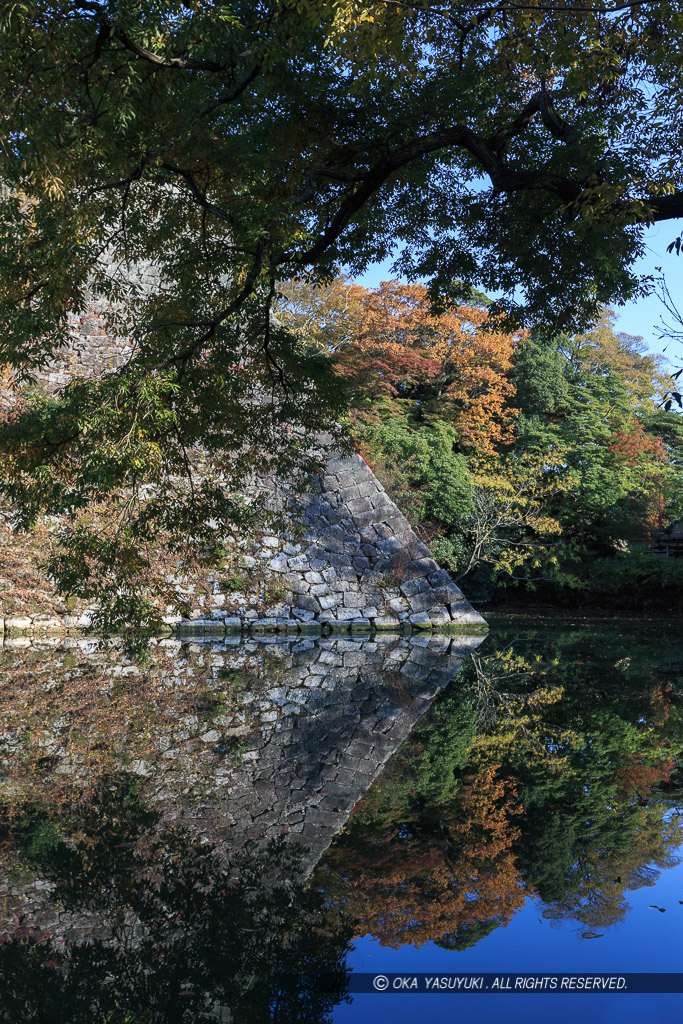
<box><xmin>476</xmin><ymin>632</ymin><xmax>683</xmax><ymax>933</ymax></box>
<box><xmin>0</xmin><ymin>777</ymin><xmax>351</xmax><ymax>1024</ymax></box>
<box><xmin>318</xmin><ymin>625</ymin><xmax>683</xmax><ymax>949</ymax></box>
<box><xmin>320</xmin><ymin>772</ymin><xmax>526</xmax><ymax>948</ymax></box>
<box><xmin>538</xmin><ymin>808</ymin><xmax>681</xmax><ymax>932</ymax></box>
<box><xmin>316</xmin><ymin>687</ymin><xmax>528</xmax><ymax>948</ymax></box>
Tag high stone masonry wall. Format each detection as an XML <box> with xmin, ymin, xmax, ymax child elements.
<box><xmin>1</xmin><ymin>275</ymin><xmax>486</xmax><ymax>635</ymax></box>
<box><xmin>217</xmin><ymin>451</ymin><xmax>484</xmax><ymax>633</ymax></box>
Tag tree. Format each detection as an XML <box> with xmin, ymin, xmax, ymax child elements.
<box><xmin>2</xmin><ymin>2</ymin><xmax>683</xmax><ymax>618</ymax></box>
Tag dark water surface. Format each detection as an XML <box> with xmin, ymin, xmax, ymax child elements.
<box><xmin>0</xmin><ymin>615</ymin><xmax>680</xmax><ymax>1021</ymax></box>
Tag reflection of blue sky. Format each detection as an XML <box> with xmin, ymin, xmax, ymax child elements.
<box><xmin>350</xmin><ymin>219</ymin><xmax>683</xmax><ymax>365</ymax></box>
<box><xmin>334</xmin><ymin>846</ymin><xmax>683</xmax><ymax>1022</ymax></box>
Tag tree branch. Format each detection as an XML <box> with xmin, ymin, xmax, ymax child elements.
<box><xmin>116</xmin><ymin>29</ymin><xmax>239</xmax><ymax>73</ymax></box>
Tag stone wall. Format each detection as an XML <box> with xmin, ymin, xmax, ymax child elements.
<box><xmin>173</xmin><ymin>449</ymin><xmax>485</xmax><ymax>635</ymax></box>
<box><xmin>1</xmin><ymin>275</ymin><xmax>486</xmax><ymax>635</ymax></box>
<box><xmin>0</xmin><ymin>446</ymin><xmax>485</xmax><ymax>637</ymax></box>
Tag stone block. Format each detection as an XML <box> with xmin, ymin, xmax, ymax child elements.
<box><xmin>338</xmin><ymin>485</ymin><xmax>360</xmax><ymax>503</ymax></box>
<box><xmin>335</xmin><ymin>472</ymin><xmax>356</xmax><ymax>488</ymax></box>
<box><xmin>351</xmin><ymin>510</ymin><xmax>380</xmax><ymax>529</ymax></box>
<box><xmin>409</xmin><ymin>612</ymin><xmax>433</xmax><ymax>629</ymax></box>
<box><xmin>5</xmin><ymin>616</ymin><xmax>32</xmax><ymax>630</ymax></box>
<box><xmin>357</xmin><ymin>479</ymin><xmax>380</xmax><ymax>497</ymax></box>
<box><xmin>292</xmin><ymin>608</ymin><xmax>316</xmax><ymax>622</ymax></box>
<box><xmin>449</xmin><ymin>600</ymin><xmax>485</xmax><ymax>623</ymax></box>
<box><xmin>403</xmin><ymin>557</ymin><xmax>440</xmax><ymax>581</ymax></box>
<box><xmin>377</xmin><ymin>536</ymin><xmax>402</xmax><ymax>556</ymax></box>
<box><xmin>267</xmin><ymin>554</ymin><xmax>288</xmax><ymax>572</ymax></box>
<box><xmin>400</xmin><ymin>577</ymin><xmax>430</xmax><ymax>598</ymax></box>
<box><xmin>428</xmin><ymin>568</ymin><xmax>452</xmax><ymax>588</ymax></box>
<box><xmin>288</xmin><ymin>555</ymin><xmax>310</xmax><ymax>571</ymax></box>
<box><xmin>436</xmin><ymin>583</ymin><xmax>464</xmax><ymax>604</ymax></box>
<box><xmin>409</xmin><ymin>591</ymin><xmax>437</xmax><ymax>613</ymax></box>
<box><xmin>32</xmin><ymin>617</ymin><xmax>62</xmax><ymax>630</ymax></box>
<box><xmin>370</xmin><ymin>492</ymin><xmax>394</xmax><ymax>511</ymax></box>
<box><xmin>200</xmin><ymin>730</ymin><xmax>220</xmax><ymax>743</ymax></box>
<box><xmin>335</xmin><ymin>607</ymin><xmax>357</xmax><ymax>621</ymax></box>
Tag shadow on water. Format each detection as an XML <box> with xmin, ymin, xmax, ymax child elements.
<box><xmin>0</xmin><ymin>621</ymin><xmax>681</xmax><ymax>1019</ymax></box>
<box><xmin>0</xmin><ymin>781</ymin><xmax>351</xmax><ymax>1023</ymax></box>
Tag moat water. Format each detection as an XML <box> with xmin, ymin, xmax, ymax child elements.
<box><xmin>0</xmin><ymin>614</ymin><xmax>681</xmax><ymax>1021</ymax></box>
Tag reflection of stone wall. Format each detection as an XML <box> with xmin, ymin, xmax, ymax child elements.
<box><xmin>172</xmin><ymin>634</ymin><xmax>483</xmax><ymax>872</ymax></box>
<box><xmin>0</xmin><ymin>634</ymin><xmax>483</xmax><ymax>943</ymax></box>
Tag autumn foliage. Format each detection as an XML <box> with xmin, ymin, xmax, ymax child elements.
<box><xmin>332</xmin><ymin>281</ymin><xmax>519</xmax><ymax>456</ymax></box>
<box><xmin>321</xmin><ymin>763</ymin><xmax>526</xmax><ymax>949</ymax></box>
<box><xmin>279</xmin><ymin>276</ymin><xmax>683</xmax><ymax>605</ymax></box>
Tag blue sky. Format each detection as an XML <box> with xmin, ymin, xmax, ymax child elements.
<box><xmin>353</xmin><ymin>220</ymin><xmax>683</xmax><ymax>366</ymax></box>
<box><xmin>611</xmin><ymin>222</ymin><xmax>683</xmax><ymax>360</ymax></box>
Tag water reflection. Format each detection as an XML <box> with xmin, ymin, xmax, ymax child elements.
<box><xmin>0</xmin><ymin>635</ymin><xmax>479</xmax><ymax>1021</ymax></box>
<box><xmin>316</xmin><ymin>621</ymin><xmax>683</xmax><ymax>949</ymax></box>
<box><xmin>0</xmin><ymin>624</ymin><xmax>681</xmax><ymax>1019</ymax></box>
<box><xmin>0</xmin><ymin>781</ymin><xmax>351</xmax><ymax>1023</ymax></box>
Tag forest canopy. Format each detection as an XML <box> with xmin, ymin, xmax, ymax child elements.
<box><xmin>1</xmin><ymin>1</ymin><xmax>683</xmax><ymax>622</ymax></box>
